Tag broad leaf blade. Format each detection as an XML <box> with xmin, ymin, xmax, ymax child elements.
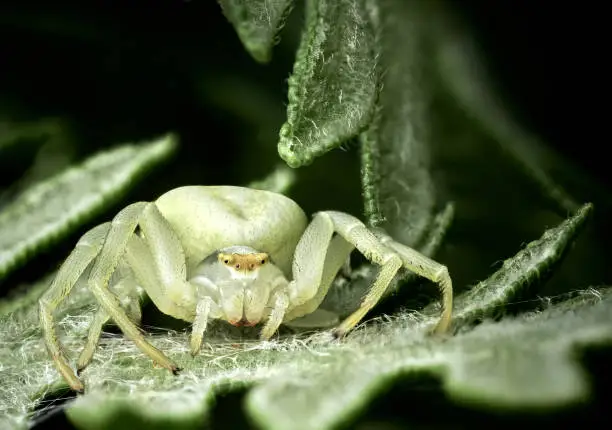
<box><xmin>0</xmin><ymin>134</ymin><xmax>177</xmax><ymax>280</ymax></box>
<box><xmin>278</xmin><ymin>0</ymin><xmax>380</xmax><ymax>167</ymax></box>
<box><xmin>247</xmin><ymin>206</ymin><xmax>601</xmax><ymax>429</ymax></box>
<box><xmin>217</xmin><ymin>0</ymin><xmax>294</xmax><ymax>63</ymax></box>
<box><xmin>0</xmin><ymin>203</ymin><xmax>602</xmax><ymax>429</ymax></box>
<box><xmin>248</xmin><ymin>288</ymin><xmax>612</xmax><ymax>430</ymax></box>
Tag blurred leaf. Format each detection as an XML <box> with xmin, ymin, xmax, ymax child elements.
<box><xmin>217</xmin><ymin>0</ymin><xmax>295</xmax><ymax>63</ymax></box>
<box><xmin>0</xmin><ymin>118</ymin><xmax>62</xmax><ymax>151</ymax></box>
<box><xmin>0</xmin><ymin>203</ymin><xmax>600</xmax><ymax>429</ymax></box>
<box><xmin>430</xmin><ymin>3</ymin><xmax>583</xmax><ymax>214</ymax></box>
<box><xmin>0</xmin><ymin>125</ymin><xmax>77</xmax><ymax>210</ymax></box>
<box><xmin>0</xmin><ymin>134</ymin><xmax>177</xmax><ymax>280</ymax></box>
<box><xmin>278</xmin><ymin>0</ymin><xmax>380</xmax><ymax>167</ymax></box>
<box><xmin>247</xmin><ymin>163</ymin><xmax>296</xmax><ymax>194</ymax></box>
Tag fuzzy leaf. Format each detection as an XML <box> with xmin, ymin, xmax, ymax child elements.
<box><xmin>277</xmin><ymin>0</ymin><xmax>380</xmax><ymax>167</ymax></box>
<box><xmin>360</xmin><ymin>0</ymin><xmax>436</xmax><ymax>247</ymax></box>
<box><xmin>0</xmin><ymin>202</ymin><xmax>599</xmax><ymax>429</ymax></box>
<box><xmin>454</xmin><ymin>202</ymin><xmax>593</xmax><ymax>324</ymax></box>
<box><xmin>249</xmin><ymin>288</ymin><xmax>612</xmax><ymax>430</ymax></box>
<box><xmin>217</xmin><ymin>0</ymin><xmax>294</xmax><ymax>63</ymax></box>
<box><xmin>0</xmin><ymin>134</ymin><xmax>177</xmax><ymax>280</ymax></box>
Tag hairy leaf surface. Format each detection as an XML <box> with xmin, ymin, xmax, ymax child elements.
<box><xmin>0</xmin><ymin>134</ymin><xmax>177</xmax><ymax>280</ymax></box>
<box><xmin>0</xmin><ymin>204</ymin><xmax>600</xmax><ymax>429</ymax></box>
<box><xmin>278</xmin><ymin>0</ymin><xmax>379</xmax><ymax>167</ymax></box>
<box><xmin>217</xmin><ymin>0</ymin><xmax>294</xmax><ymax>63</ymax></box>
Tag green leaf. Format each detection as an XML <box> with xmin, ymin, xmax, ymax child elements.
<box><xmin>247</xmin><ymin>163</ymin><xmax>296</xmax><ymax>194</ymax></box>
<box><xmin>0</xmin><ymin>118</ymin><xmax>62</xmax><ymax>151</ymax></box>
<box><xmin>248</xmin><ymin>289</ymin><xmax>612</xmax><ymax>430</ymax></box>
<box><xmin>0</xmin><ymin>201</ymin><xmax>599</xmax><ymax>429</ymax></box>
<box><xmin>217</xmin><ymin>0</ymin><xmax>295</xmax><ymax>63</ymax></box>
<box><xmin>430</xmin><ymin>4</ymin><xmax>582</xmax><ymax>214</ymax></box>
<box><xmin>454</xmin><ymin>203</ymin><xmax>593</xmax><ymax>325</ymax></box>
<box><xmin>360</xmin><ymin>0</ymin><xmax>436</xmax><ymax>247</ymax></box>
<box><xmin>278</xmin><ymin>0</ymin><xmax>380</xmax><ymax>167</ymax></box>
<box><xmin>0</xmin><ymin>134</ymin><xmax>177</xmax><ymax>280</ymax></box>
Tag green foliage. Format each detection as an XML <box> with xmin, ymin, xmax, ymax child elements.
<box><xmin>359</xmin><ymin>0</ymin><xmax>435</xmax><ymax>246</ymax></box>
<box><xmin>217</xmin><ymin>0</ymin><xmax>295</xmax><ymax>63</ymax></box>
<box><xmin>0</xmin><ymin>134</ymin><xmax>176</xmax><ymax>278</ymax></box>
<box><xmin>0</xmin><ymin>0</ymin><xmax>609</xmax><ymax>429</ymax></box>
<box><xmin>0</xmin><ymin>205</ymin><xmax>604</xmax><ymax>430</ymax></box>
<box><xmin>277</xmin><ymin>0</ymin><xmax>380</xmax><ymax>167</ymax></box>
<box><xmin>431</xmin><ymin>7</ymin><xmax>581</xmax><ymax>215</ymax></box>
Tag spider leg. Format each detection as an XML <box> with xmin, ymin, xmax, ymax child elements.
<box><xmin>321</xmin><ymin>211</ymin><xmax>452</xmax><ymax>337</ymax></box>
<box><xmin>76</xmin><ymin>307</ymin><xmax>108</xmax><ymax>374</ymax></box>
<box><xmin>284</xmin><ymin>233</ymin><xmax>354</xmax><ymax>322</ymax></box>
<box><xmin>39</xmin><ymin>223</ymin><xmax>110</xmax><ymax>392</ymax></box>
<box><xmin>256</xmin><ymin>213</ymin><xmax>355</xmax><ymax>339</ymax></box>
<box><xmin>252</xmin><ymin>213</ymin><xmax>334</xmax><ymax>340</ymax></box>
<box><xmin>76</xmin><ymin>273</ymin><xmax>143</xmax><ymax>374</ymax></box>
<box><xmin>87</xmin><ymin>202</ymin><xmax>180</xmax><ymax>376</ymax></box>
<box><xmin>190</xmin><ymin>296</ymin><xmax>213</xmax><ymax>356</ymax></box>
<box><xmin>134</xmin><ymin>203</ymin><xmax>196</xmax><ymax>321</ymax></box>
<box><xmin>260</xmin><ymin>290</ymin><xmax>290</xmax><ymax>340</ymax></box>
<box><xmin>377</xmin><ymin>237</ymin><xmax>453</xmax><ymax>334</ymax></box>
<box><xmin>80</xmin><ymin>198</ymin><xmax>197</xmax><ymax>370</ymax></box>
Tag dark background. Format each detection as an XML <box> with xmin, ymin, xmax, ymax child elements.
<box><xmin>1</xmin><ymin>0</ymin><xmax>609</xmax><ymax>428</ymax></box>
<box><xmin>0</xmin><ymin>0</ymin><xmax>608</xmax><ymax>188</ymax></box>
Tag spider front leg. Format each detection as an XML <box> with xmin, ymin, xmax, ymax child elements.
<box><xmin>377</xmin><ymin>235</ymin><xmax>453</xmax><ymax>334</ymax></box>
<box><xmin>39</xmin><ymin>223</ymin><xmax>111</xmax><ymax>392</ymax></box>
<box><xmin>258</xmin><ymin>213</ymin><xmax>356</xmax><ymax>339</ymax></box>
<box><xmin>125</xmin><ymin>203</ymin><xmax>202</xmax><ymax>353</ymax></box>
<box><xmin>85</xmin><ymin>203</ymin><xmax>183</xmax><ymax>379</ymax></box>
<box><xmin>282</xmin><ymin>211</ymin><xmax>453</xmax><ymax>339</ymax></box>
<box><xmin>322</xmin><ymin>211</ymin><xmax>453</xmax><ymax>337</ymax></box>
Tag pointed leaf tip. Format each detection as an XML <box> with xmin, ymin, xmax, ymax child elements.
<box><xmin>278</xmin><ymin>0</ymin><xmax>380</xmax><ymax>167</ymax></box>
<box><xmin>218</xmin><ymin>0</ymin><xmax>295</xmax><ymax>63</ymax></box>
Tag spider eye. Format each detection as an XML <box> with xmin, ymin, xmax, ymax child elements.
<box><xmin>261</xmin><ymin>259</ymin><xmax>266</xmax><ymax>264</ymax></box>
<box><xmin>224</xmin><ymin>259</ymin><xmax>229</xmax><ymax>264</ymax></box>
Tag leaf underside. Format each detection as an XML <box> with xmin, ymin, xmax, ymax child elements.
<box><xmin>360</xmin><ymin>0</ymin><xmax>435</xmax><ymax>248</ymax></box>
<box><xmin>0</xmin><ymin>134</ymin><xmax>177</xmax><ymax>280</ymax></box>
<box><xmin>278</xmin><ymin>0</ymin><xmax>380</xmax><ymax>167</ymax></box>
<box><xmin>0</xmin><ymin>203</ymin><xmax>603</xmax><ymax>430</ymax></box>
<box><xmin>217</xmin><ymin>0</ymin><xmax>295</xmax><ymax>63</ymax></box>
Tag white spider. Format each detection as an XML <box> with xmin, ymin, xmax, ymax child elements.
<box><xmin>39</xmin><ymin>186</ymin><xmax>453</xmax><ymax>392</ymax></box>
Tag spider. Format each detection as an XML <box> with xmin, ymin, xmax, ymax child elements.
<box><xmin>39</xmin><ymin>186</ymin><xmax>453</xmax><ymax>392</ymax></box>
